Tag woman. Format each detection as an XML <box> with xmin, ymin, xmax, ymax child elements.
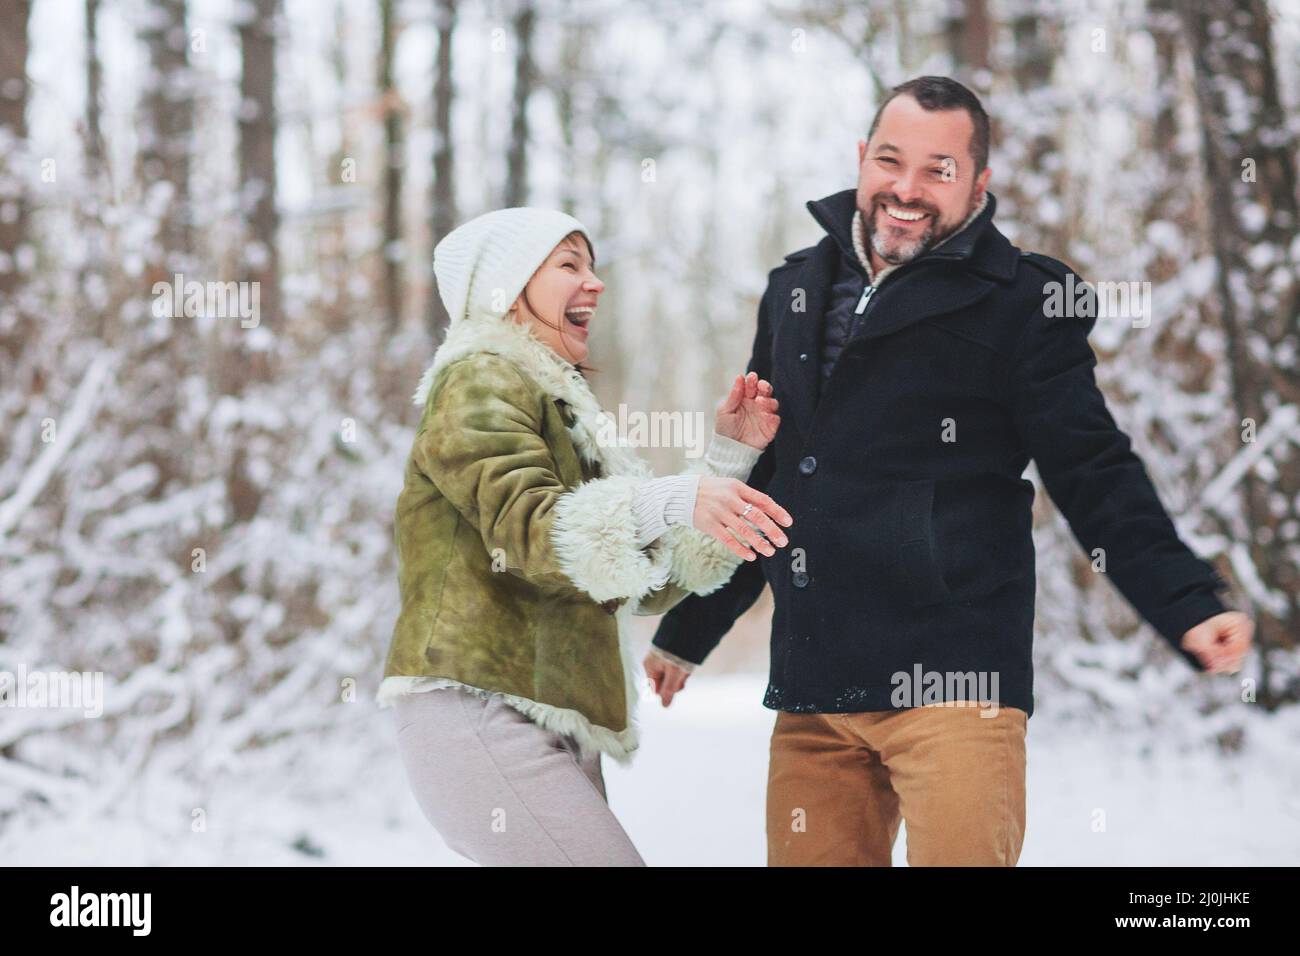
<box><xmin>378</xmin><ymin>207</ymin><xmax>791</xmax><ymax>866</ymax></box>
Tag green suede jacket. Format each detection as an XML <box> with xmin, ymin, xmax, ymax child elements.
<box><xmin>378</xmin><ymin>315</ymin><xmax>746</xmax><ymax>763</ymax></box>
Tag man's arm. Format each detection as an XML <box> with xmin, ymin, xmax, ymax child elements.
<box><xmin>650</xmin><ymin>282</ymin><xmax>779</xmax><ymax>667</ymax></box>
<box><xmin>1008</xmin><ymin>265</ymin><xmax>1232</xmax><ymax>670</ymax></box>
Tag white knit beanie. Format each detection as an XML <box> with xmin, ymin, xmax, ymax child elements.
<box><xmin>433</xmin><ymin>207</ymin><xmax>592</xmax><ymax>326</ymax></box>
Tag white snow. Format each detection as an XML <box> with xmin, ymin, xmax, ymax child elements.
<box><xmin>2</xmin><ymin>673</ymin><xmax>1296</xmax><ymax>867</ymax></box>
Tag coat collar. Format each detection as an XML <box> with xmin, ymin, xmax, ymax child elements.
<box><xmin>413</xmin><ymin>317</ymin><xmax>653</xmax><ymax>481</ymax></box>
<box><xmin>771</xmin><ymin>188</ymin><xmax>1018</xmax><ymax>440</ymax></box>
<box><xmin>851</xmin><ymin>192</ymin><xmax>988</xmax><ymax>285</ymax></box>
<box><xmin>807</xmin><ymin>187</ymin><xmax>1015</xmax><ymax>284</ymax></box>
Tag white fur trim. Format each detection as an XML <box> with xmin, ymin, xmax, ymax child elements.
<box><xmin>413</xmin><ymin>319</ymin><xmax>649</xmax><ymax>474</ymax></box>
<box><xmin>551</xmin><ymin>474</ymin><xmax>674</xmax><ymax>602</ymax></box>
<box><xmin>376</xmin><ymin>597</ymin><xmax>647</xmax><ymax>765</ymax></box>
<box><xmin>655</xmin><ymin>523</ymin><xmax>744</xmax><ymax>595</ymax></box>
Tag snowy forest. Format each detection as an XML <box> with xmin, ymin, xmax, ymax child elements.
<box><xmin>1</xmin><ymin>0</ymin><xmax>1298</xmax><ymax>865</ymax></box>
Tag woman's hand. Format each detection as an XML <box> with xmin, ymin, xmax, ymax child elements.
<box><xmin>693</xmin><ymin>476</ymin><xmax>793</xmax><ymax>562</ymax></box>
<box><xmin>643</xmin><ymin>652</ymin><xmax>690</xmax><ymax>707</ymax></box>
<box><xmin>715</xmin><ymin>371</ymin><xmax>780</xmax><ymax>451</ymax></box>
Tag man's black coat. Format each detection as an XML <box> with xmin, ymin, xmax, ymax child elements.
<box><xmin>652</xmin><ymin>188</ymin><xmax>1231</xmax><ymax>717</ymax></box>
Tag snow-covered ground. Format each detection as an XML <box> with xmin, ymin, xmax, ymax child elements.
<box><xmin>3</xmin><ymin>673</ymin><xmax>1297</xmax><ymax>866</ymax></box>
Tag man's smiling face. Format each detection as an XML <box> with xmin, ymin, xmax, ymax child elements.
<box><xmin>856</xmin><ymin>93</ymin><xmax>992</xmax><ymax>269</ymax></box>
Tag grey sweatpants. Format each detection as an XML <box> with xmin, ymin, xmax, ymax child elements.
<box><xmin>390</xmin><ymin>687</ymin><xmax>646</xmax><ymax>866</ymax></box>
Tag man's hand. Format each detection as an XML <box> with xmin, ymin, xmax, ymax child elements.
<box><xmin>1180</xmin><ymin>610</ymin><xmax>1253</xmax><ymax>674</ymax></box>
<box><xmin>715</xmin><ymin>371</ymin><xmax>780</xmax><ymax>451</ymax></box>
<box><xmin>643</xmin><ymin>651</ymin><xmax>691</xmax><ymax>707</ymax></box>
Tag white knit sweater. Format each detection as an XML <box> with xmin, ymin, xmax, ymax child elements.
<box><xmin>636</xmin><ymin>430</ymin><xmax>763</xmax><ymax>674</ymax></box>
<box><xmin>632</xmin><ymin>431</ymin><xmax>763</xmax><ymax>546</ymax></box>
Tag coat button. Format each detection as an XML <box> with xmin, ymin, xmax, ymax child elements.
<box><xmin>799</xmin><ymin>455</ymin><xmax>817</xmax><ymax>475</ymax></box>
<box><xmin>792</xmin><ymin>570</ymin><xmax>810</xmax><ymax>588</ymax></box>
<box><xmin>799</xmin><ymin>352</ymin><xmax>808</xmax><ymax>362</ymax></box>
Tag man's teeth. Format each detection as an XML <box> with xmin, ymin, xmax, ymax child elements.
<box><xmin>885</xmin><ymin>205</ymin><xmax>926</xmax><ymax>222</ymax></box>
<box><xmin>565</xmin><ymin>307</ymin><xmax>594</xmax><ymax>325</ymax></box>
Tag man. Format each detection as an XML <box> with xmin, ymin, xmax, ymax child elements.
<box><xmin>642</xmin><ymin>76</ymin><xmax>1254</xmax><ymax>867</ymax></box>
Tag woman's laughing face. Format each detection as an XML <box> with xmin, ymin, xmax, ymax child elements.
<box><xmin>512</xmin><ymin>232</ymin><xmax>603</xmax><ymax>366</ymax></box>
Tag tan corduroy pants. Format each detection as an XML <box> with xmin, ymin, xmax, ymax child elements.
<box><xmin>766</xmin><ymin>702</ymin><xmax>1028</xmax><ymax>866</ymax></box>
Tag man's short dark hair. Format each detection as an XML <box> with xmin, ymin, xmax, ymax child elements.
<box><xmin>866</xmin><ymin>76</ymin><xmax>990</xmax><ymax>174</ymax></box>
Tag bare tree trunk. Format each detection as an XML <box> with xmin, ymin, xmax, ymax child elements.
<box><xmin>993</xmin><ymin>1</ymin><xmax>1067</xmax><ymax>259</ymax></box>
<box><xmin>379</xmin><ymin>0</ymin><xmax>404</xmax><ymax>332</ymax></box>
<box><xmin>1144</xmin><ymin>0</ymin><xmax>1186</xmax><ymax>251</ymax></box>
<box><xmin>1009</xmin><ymin>6</ymin><xmax>1052</xmax><ymax>89</ymax></box>
<box><xmin>1136</xmin><ymin>0</ymin><xmax>1222</xmax><ymax>451</ymax></box>
<box><xmin>690</xmin><ymin>32</ymin><xmax>726</xmax><ymax>416</ymax></box>
<box><xmin>553</xmin><ymin>1</ymin><xmax>588</xmax><ymax>218</ymax></box>
<box><xmin>218</xmin><ymin>0</ymin><xmax>282</xmax><ymax>527</ymax></box>
<box><xmin>237</xmin><ymin>0</ymin><xmax>281</xmax><ymax>389</ymax></box>
<box><xmin>134</xmin><ymin>1</ymin><xmax>199</xmax><ymax>497</ymax></box>
<box><xmin>84</xmin><ymin>0</ymin><xmax>105</xmax><ymax>176</ymax></box>
<box><xmin>943</xmin><ymin>0</ymin><xmax>990</xmax><ymax>83</ymax></box>
<box><xmin>1181</xmin><ymin>0</ymin><xmax>1300</xmax><ymax>707</ymax></box>
<box><xmin>0</xmin><ymin>0</ymin><xmax>31</xmax><ymax>357</ymax></box>
<box><xmin>139</xmin><ymin>0</ymin><xmax>194</xmax><ymax>261</ymax></box>
<box><xmin>1009</xmin><ymin>6</ymin><xmax>1057</xmax><ymax>218</ymax></box>
<box><xmin>504</xmin><ymin>1</ymin><xmax>535</xmax><ymax>207</ymax></box>
<box><xmin>81</xmin><ymin>0</ymin><xmax>108</xmax><ymax>341</ymax></box>
<box><xmin>428</xmin><ymin>0</ymin><xmax>456</xmax><ymax>342</ymax></box>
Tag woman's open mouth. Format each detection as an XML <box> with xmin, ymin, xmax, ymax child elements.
<box><xmin>564</xmin><ymin>306</ymin><xmax>594</xmax><ymax>334</ymax></box>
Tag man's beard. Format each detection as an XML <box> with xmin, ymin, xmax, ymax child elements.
<box><xmin>863</xmin><ymin>195</ymin><xmax>959</xmax><ymax>266</ymax></box>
